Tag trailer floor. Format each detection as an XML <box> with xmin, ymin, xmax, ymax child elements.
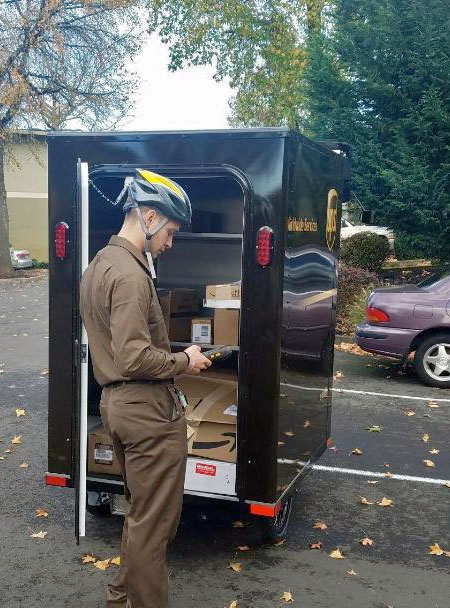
<box><xmin>0</xmin><ymin>277</ymin><xmax>449</xmax><ymax>608</ymax></box>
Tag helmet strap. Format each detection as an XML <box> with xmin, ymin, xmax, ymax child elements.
<box><xmin>136</xmin><ymin>206</ymin><xmax>169</xmax><ymax>279</ymax></box>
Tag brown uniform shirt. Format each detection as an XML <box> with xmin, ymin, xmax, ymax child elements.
<box><xmin>80</xmin><ymin>235</ymin><xmax>189</xmax><ymax>387</ymax></box>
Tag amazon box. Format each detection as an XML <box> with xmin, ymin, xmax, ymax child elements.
<box><xmin>214</xmin><ymin>309</ymin><xmax>240</xmax><ymax>346</ymax></box>
<box><xmin>88</xmin><ymin>424</ymin><xmax>121</xmax><ymax>476</ymax></box>
<box><xmin>205</xmin><ymin>282</ymin><xmax>241</xmax><ymax>309</ymax></box>
<box><xmin>177</xmin><ymin>374</ymin><xmax>237</xmax><ymax>463</ymax></box>
<box><xmin>158</xmin><ymin>288</ymin><xmax>200</xmax><ymax>315</ymax></box>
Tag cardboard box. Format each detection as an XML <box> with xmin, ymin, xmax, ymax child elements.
<box><xmin>214</xmin><ymin>309</ymin><xmax>240</xmax><ymax>346</ymax></box>
<box><xmin>88</xmin><ymin>424</ymin><xmax>121</xmax><ymax>476</ymax></box>
<box><xmin>168</xmin><ymin>316</ymin><xmax>192</xmax><ymax>342</ymax></box>
<box><xmin>205</xmin><ymin>282</ymin><xmax>241</xmax><ymax>309</ymax></box>
<box><xmin>157</xmin><ymin>288</ymin><xmax>200</xmax><ymax>316</ymax></box>
<box><xmin>191</xmin><ymin>318</ymin><xmax>212</xmax><ymax>344</ymax></box>
<box><xmin>177</xmin><ymin>374</ymin><xmax>237</xmax><ymax>463</ymax></box>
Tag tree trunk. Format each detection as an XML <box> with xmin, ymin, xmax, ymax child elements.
<box><xmin>0</xmin><ymin>138</ymin><xmax>14</xmax><ymax>277</ymax></box>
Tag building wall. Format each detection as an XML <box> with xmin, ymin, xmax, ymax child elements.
<box><xmin>5</xmin><ymin>137</ymin><xmax>48</xmax><ymax>262</ymax></box>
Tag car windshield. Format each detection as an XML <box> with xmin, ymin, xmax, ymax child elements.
<box><xmin>418</xmin><ymin>267</ymin><xmax>450</xmax><ymax>289</ymax></box>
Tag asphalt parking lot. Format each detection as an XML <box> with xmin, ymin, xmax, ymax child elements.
<box><xmin>1</xmin><ymin>275</ymin><xmax>449</xmax><ymax>608</ymax></box>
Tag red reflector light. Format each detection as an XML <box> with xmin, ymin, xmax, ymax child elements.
<box><xmin>55</xmin><ymin>221</ymin><xmax>69</xmax><ymax>260</ymax></box>
<box><xmin>366</xmin><ymin>306</ymin><xmax>390</xmax><ymax>323</ymax></box>
<box><xmin>256</xmin><ymin>226</ymin><xmax>274</xmax><ymax>267</ymax></box>
<box><xmin>45</xmin><ymin>474</ymin><xmax>67</xmax><ymax>487</ymax></box>
<box><xmin>249</xmin><ymin>501</ymin><xmax>282</xmax><ymax>517</ymax></box>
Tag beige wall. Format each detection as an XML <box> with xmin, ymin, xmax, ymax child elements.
<box><xmin>5</xmin><ymin>137</ymin><xmax>48</xmax><ymax>262</ymax></box>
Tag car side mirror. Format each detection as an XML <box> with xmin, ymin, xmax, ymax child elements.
<box><xmin>360</xmin><ymin>209</ymin><xmax>375</xmax><ymax>224</ymax></box>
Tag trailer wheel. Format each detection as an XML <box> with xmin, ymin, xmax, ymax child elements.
<box><xmin>86</xmin><ymin>491</ymin><xmax>111</xmax><ymax>516</ymax></box>
<box><xmin>256</xmin><ymin>496</ymin><xmax>293</xmax><ymax>544</ymax></box>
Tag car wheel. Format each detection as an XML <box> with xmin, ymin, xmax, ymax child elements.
<box><xmin>255</xmin><ymin>496</ymin><xmax>293</xmax><ymax>544</ymax></box>
<box><xmin>86</xmin><ymin>491</ymin><xmax>111</xmax><ymax>516</ymax></box>
<box><xmin>414</xmin><ymin>334</ymin><xmax>450</xmax><ymax>388</ymax></box>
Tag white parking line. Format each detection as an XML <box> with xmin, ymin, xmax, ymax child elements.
<box><xmin>280</xmin><ymin>382</ymin><xmax>450</xmax><ymax>403</ymax></box>
<box><xmin>278</xmin><ymin>459</ymin><xmax>450</xmax><ymax>485</ymax></box>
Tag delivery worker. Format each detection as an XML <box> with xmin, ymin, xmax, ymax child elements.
<box><xmin>80</xmin><ymin>169</ymin><xmax>211</xmax><ymax>608</ymax></box>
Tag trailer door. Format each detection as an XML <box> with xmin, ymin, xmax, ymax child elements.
<box><xmin>75</xmin><ymin>160</ymin><xmax>90</xmax><ymax>543</ymax></box>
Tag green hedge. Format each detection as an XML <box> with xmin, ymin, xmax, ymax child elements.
<box><xmin>341</xmin><ymin>232</ymin><xmax>390</xmax><ymax>273</ymax></box>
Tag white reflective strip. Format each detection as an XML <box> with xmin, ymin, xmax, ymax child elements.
<box><xmin>280</xmin><ymin>382</ymin><xmax>450</xmax><ymax>403</ymax></box>
<box><xmin>79</xmin><ymin>162</ymin><xmax>89</xmax><ymax>538</ymax></box>
<box><xmin>278</xmin><ymin>459</ymin><xmax>450</xmax><ymax>485</ymax></box>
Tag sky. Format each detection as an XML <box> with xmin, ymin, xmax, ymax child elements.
<box><xmin>121</xmin><ymin>34</ymin><xmax>233</xmax><ymax>132</ymax></box>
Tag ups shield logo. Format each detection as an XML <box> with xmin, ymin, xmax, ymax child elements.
<box><xmin>326</xmin><ymin>189</ymin><xmax>338</xmax><ymax>251</ymax></box>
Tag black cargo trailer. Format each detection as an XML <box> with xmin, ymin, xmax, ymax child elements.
<box><xmin>46</xmin><ymin>128</ymin><xmax>349</xmax><ymax>541</ymax></box>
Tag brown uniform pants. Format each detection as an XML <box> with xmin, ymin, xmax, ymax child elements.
<box><xmin>100</xmin><ymin>382</ymin><xmax>187</xmax><ymax>608</ymax></box>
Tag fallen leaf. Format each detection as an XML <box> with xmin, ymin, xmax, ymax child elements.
<box><xmin>384</xmin><ymin>463</ymin><xmax>391</xmax><ymax>468</ymax></box>
<box><xmin>329</xmin><ymin>549</ymin><xmax>345</xmax><ymax>559</ymax></box>
<box><xmin>423</xmin><ymin>460</ymin><xmax>435</xmax><ymax>468</ymax></box>
<box><xmin>367</xmin><ymin>480</ymin><xmax>379</xmax><ymax>485</ymax></box>
<box><xmin>351</xmin><ymin>448</ymin><xmax>363</xmax><ymax>455</ymax></box>
<box><xmin>444</xmin><ymin>551</ymin><xmax>450</xmax><ymax>558</ymax></box>
<box><xmin>110</xmin><ymin>556</ymin><xmax>120</xmax><ymax>566</ymax></box>
<box><xmin>365</xmin><ymin>425</ymin><xmax>384</xmax><ymax>432</ymax></box>
<box><xmin>313</xmin><ymin>521</ymin><xmax>328</xmax><ymax>531</ymax></box>
<box><xmin>422</xmin><ymin>434</ymin><xmax>430</xmax><ymax>443</ymax></box>
<box><xmin>281</xmin><ymin>591</ymin><xmax>294</xmax><ymax>602</ymax></box>
<box><xmin>232</xmin><ymin>521</ymin><xmax>245</xmax><ymax>528</ymax></box>
<box><xmin>19</xmin><ymin>462</ymin><xmax>29</xmax><ymax>468</ymax></box>
<box><xmin>11</xmin><ymin>435</ymin><xmax>22</xmax><ymax>445</ymax></box>
<box><xmin>36</xmin><ymin>509</ymin><xmax>49</xmax><ymax>518</ymax></box>
<box><xmin>385</xmin><ymin>472</ymin><xmax>393</xmax><ymax>478</ymax></box>
<box><xmin>15</xmin><ymin>409</ymin><xmax>25</xmax><ymax>417</ymax></box>
<box><xmin>359</xmin><ymin>537</ymin><xmax>374</xmax><ymax>546</ymax></box>
<box><xmin>320</xmin><ymin>390</ymin><xmax>329</xmax><ymax>400</ymax></box>
<box><xmin>0</xmin><ymin>456</ymin><xmax>4</xmax><ymax>461</ymax></box>
<box><xmin>30</xmin><ymin>530</ymin><xmax>47</xmax><ymax>539</ymax></box>
<box><xmin>237</xmin><ymin>545</ymin><xmax>250</xmax><ymax>552</ymax></box>
<box><xmin>443</xmin><ymin>482</ymin><xmax>450</xmax><ymax>489</ymax></box>
<box><xmin>427</xmin><ymin>401</ymin><xmax>439</xmax><ymax>409</ymax></box>
<box><xmin>429</xmin><ymin>449</ymin><xmax>439</xmax><ymax>455</ymax></box>
<box><xmin>40</xmin><ymin>369</ymin><xmax>49</xmax><ymax>376</ymax></box>
<box><xmin>310</xmin><ymin>542</ymin><xmax>322</xmax><ymax>550</ymax></box>
<box><xmin>284</xmin><ymin>431</ymin><xmax>295</xmax><ymax>437</ymax></box>
<box><xmin>4</xmin><ymin>449</ymin><xmax>11</xmax><ymax>454</ymax></box>
<box><xmin>279</xmin><ymin>393</ymin><xmax>287</xmax><ymax>398</ymax></box>
<box><xmin>228</xmin><ymin>602</ymin><xmax>239</xmax><ymax>608</ymax></box>
<box><xmin>378</xmin><ymin>497</ymin><xmax>394</xmax><ymax>507</ymax></box>
<box><xmin>94</xmin><ymin>559</ymin><xmax>110</xmax><ymax>571</ymax></box>
<box><xmin>228</xmin><ymin>562</ymin><xmax>242</xmax><ymax>573</ymax></box>
<box><xmin>429</xmin><ymin>543</ymin><xmax>444</xmax><ymax>556</ymax></box>
<box><xmin>359</xmin><ymin>496</ymin><xmax>374</xmax><ymax>505</ymax></box>
<box><xmin>405</xmin><ymin>409</ymin><xmax>415</xmax><ymax>417</ymax></box>
<box><xmin>278</xmin><ymin>441</ymin><xmax>285</xmax><ymax>446</ymax></box>
<box><xmin>303</xmin><ymin>420</ymin><xmax>311</xmax><ymax>428</ymax></box>
<box><xmin>333</xmin><ymin>371</ymin><xmax>344</xmax><ymax>380</ymax></box>
<box><xmin>272</xmin><ymin>538</ymin><xmax>287</xmax><ymax>546</ymax></box>
<box><xmin>81</xmin><ymin>554</ymin><xmax>97</xmax><ymax>564</ymax></box>
<box><xmin>347</xmin><ymin>569</ymin><xmax>358</xmax><ymax>576</ymax></box>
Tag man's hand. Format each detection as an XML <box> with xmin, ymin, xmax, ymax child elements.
<box><xmin>184</xmin><ymin>345</ymin><xmax>212</xmax><ymax>374</ymax></box>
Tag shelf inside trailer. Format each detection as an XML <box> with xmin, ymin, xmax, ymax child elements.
<box><xmin>175</xmin><ymin>232</ymin><xmax>242</xmax><ymax>241</ymax></box>
<box><xmin>170</xmin><ymin>341</ymin><xmax>239</xmax><ymax>352</ymax></box>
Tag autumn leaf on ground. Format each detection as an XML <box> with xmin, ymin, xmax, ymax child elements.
<box><xmin>429</xmin><ymin>449</ymin><xmax>440</xmax><ymax>455</ymax></box>
<box><xmin>94</xmin><ymin>559</ymin><xmax>110</xmax><ymax>571</ymax></box>
<box><xmin>36</xmin><ymin>509</ymin><xmax>49</xmax><ymax>518</ymax></box>
<box><xmin>365</xmin><ymin>425</ymin><xmax>384</xmax><ymax>432</ymax></box>
<box><xmin>385</xmin><ymin>472</ymin><xmax>393</xmax><ymax>478</ymax></box>
<box><xmin>110</xmin><ymin>556</ymin><xmax>120</xmax><ymax>566</ymax></box>
<box><xmin>30</xmin><ymin>530</ymin><xmax>47</xmax><ymax>539</ymax></box>
<box><xmin>15</xmin><ymin>409</ymin><xmax>25</xmax><ymax>417</ymax></box>
<box><xmin>81</xmin><ymin>554</ymin><xmax>97</xmax><ymax>564</ymax></box>
<box><xmin>284</xmin><ymin>431</ymin><xmax>295</xmax><ymax>437</ymax></box>
<box><xmin>359</xmin><ymin>537</ymin><xmax>374</xmax><ymax>546</ymax></box>
<box><xmin>405</xmin><ymin>409</ymin><xmax>415</xmax><ymax>417</ymax></box>
<box><xmin>232</xmin><ymin>521</ymin><xmax>245</xmax><ymax>528</ymax></box>
<box><xmin>303</xmin><ymin>420</ymin><xmax>311</xmax><ymax>428</ymax></box>
<box><xmin>228</xmin><ymin>602</ymin><xmax>239</xmax><ymax>608</ymax></box>
<box><xmin>443</xmin><ymin>482</ymin><xmax>450</xmax><ymax>489</ymax></box>
<box><xmin>351</xmin><ymin>448</ymin><xmax>363</xmax><ymax>455</ymax></box>
<box><xmin>19</xmin><ymin>463</ymin><xmax>29</xmax><ymax>468</ymax></box>
<box><xmin>40</xmin><ymin>368</ymin><xmax>49</xmax><ymax>376</ymax></box>
<box><xmin>367</xmin><ymin>480</ymin><xmax>379</xmax><ymax>484</ymax></box>
<box><xmin>281</xmin><ymin>591</ymin><xmax>294</xmax><ymax>602</ymax></box>
<box><xmin>310</xmin><ymin>542</ymin><xmax>322</xmax><ymax>550</ymax></box>
<box><xmin>237</xmin><ymin>545</ymin><xmax>250</xmax><ymax>552</ymax></box>
<box><xmin>278</xmin><ymin>441</ymin><xmax>285</xmax><ymax>447</ymax></box>
<box><xmin>378</xmin><ymin>497</ymin><xmax>394</xmax><ymax>507</ymax></box>
<box><xmin>0</xmin><ymin>456</ymin><xmax>4</xmax><ymax>461</ymax></box>
<box><xmin>329</xmin><ymin>549</ymin><xmax>345</xmax><ymax>559</ymax></box>
<box><xmin>347</xmin><ymin>570</ymin><xmax>358</xmax><ymax>576</ymax></box>
<box><xmin>429</xmin><ymin>543</ymin><xmax>444</xmax><ymax>556</ymax></box>
<box><xmin>11</xmin><ymin>435</ymin><xmax>22</xmax><ymax>445</ymax></box>
<box><xmin>4</xmin><ymin>449</ymin><xmax>11</xmax><ymax>454</ymax></box>
<box><xmin>359</xmin><ymin>496</ymin><xmax>374</xmax><ymax>505</ymax></box>
<box><xmin>333</xmin><ymin>371</ymin><xmax>344</xmax><ymax>380</ymax></box>
<box><xmin>427</xmin><ymin>401</ymin><xmax>439</xmax><ymax>409</ymax></box>
<box><xmin>423</xmin><ymin>459</ymin><xmax>435</xmax><ymax>468</ymax></box>
<box><xmin>228</xmin><ymin>562</ymin><xmax>242</xmax><ymax>573</ymax></box>
<box><xmin>313</xmin><ymin>521</ymin><xmax>328</xmax><ymax>530</ymax></box>
<box><xmin>279</xmin><ymin>393</ymin><xmax>287</xmax><ymax>398</ymax></box>
<box><xmin>422</xmin><ymin>434</ymin><xmax>430</xmax><ymax>443</ymax></box>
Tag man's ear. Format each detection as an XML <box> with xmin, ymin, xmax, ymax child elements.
<box><xmin>142</xmin><ymin>208</ymin><xmax>157</xmax><ymax>226</ymax></box>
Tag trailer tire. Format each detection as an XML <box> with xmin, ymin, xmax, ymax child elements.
<box><xmin>86</xmin><ymin>491</ymin><xmax>111</xmax><ymax>516</ymax></box>
<box><xmin>256</xmin><ymin>496</ymin><xmax>293</xmax><ymax>544</ymax></box>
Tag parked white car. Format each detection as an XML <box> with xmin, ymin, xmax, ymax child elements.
<box><xmin>341</xmin><ymin>218</ymin><xmax>395</xmax><ymax>250</ymax></box>
<box><xmin>10</xmin><ymin>247</ymin><xmax>33</xmax><ymax>269</ymax></box>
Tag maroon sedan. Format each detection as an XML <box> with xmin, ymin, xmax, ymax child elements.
<box><xmin>356</xmin><ymin>268</ymin><xmax>450</xmax><ymax>388</ymax></box>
